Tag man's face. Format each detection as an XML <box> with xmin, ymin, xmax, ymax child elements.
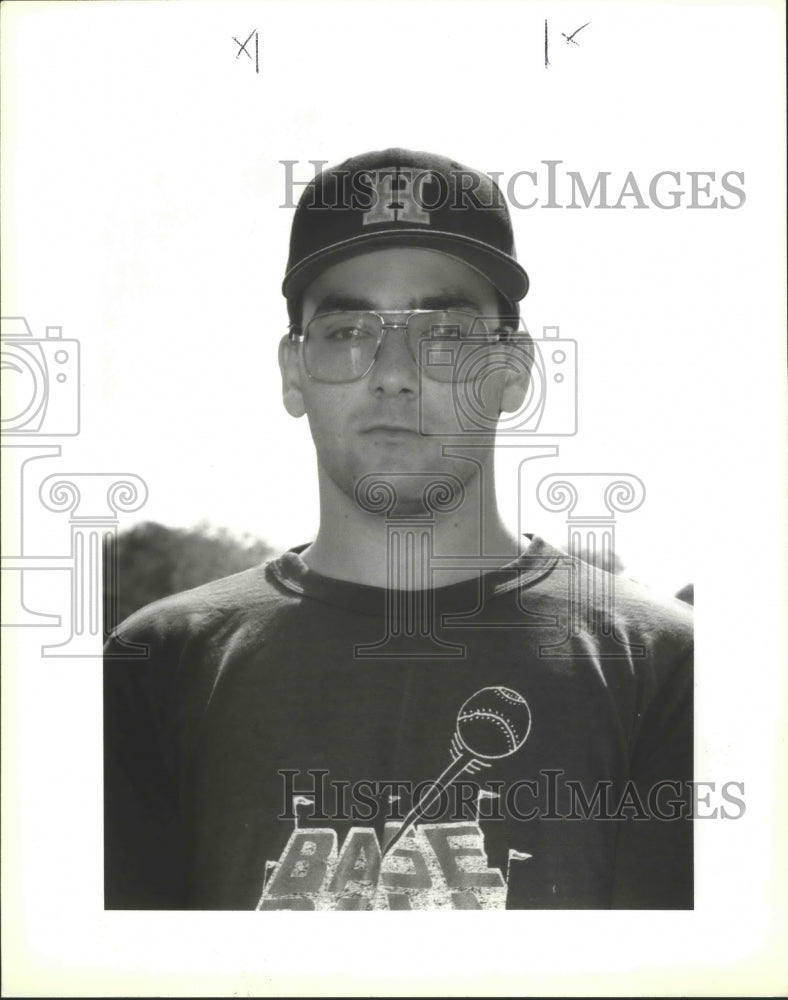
<box><xmin>280</xmin><ymin>248</ymin><xmax>528</xmax><ymax>512</ymax></box>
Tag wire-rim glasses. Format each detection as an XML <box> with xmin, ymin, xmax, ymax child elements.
<box><xmin>289</xmin><ymin>309</ymin><xmax>507</xmax><ymax>384</ymax></box>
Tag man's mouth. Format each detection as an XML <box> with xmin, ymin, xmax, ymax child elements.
<box><xmin>361</xmin><ymin>424</ymin><xmax>420</xmax><ymax>436</ymax></box>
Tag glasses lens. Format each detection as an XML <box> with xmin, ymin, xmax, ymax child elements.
<box><xmin>409</xmin><ymin>312</ymin><xmax>494</xmax><ymax>382</ymax></box>
<box><xmin>304</xmin><ymin>313</ymin><xmax>382</xmax><ymax>382</ymax></box>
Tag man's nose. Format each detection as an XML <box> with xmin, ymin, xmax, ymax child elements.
<box><xmin>369</xmin><ymin>327</ymin><xmax>419</xmax><ymax>395</ymax></box>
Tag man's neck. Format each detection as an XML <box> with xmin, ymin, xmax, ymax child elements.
<box><xmin>301</xmin><ymin>469</ymin><xmax>524</xmax><ymax>588</ymax></box>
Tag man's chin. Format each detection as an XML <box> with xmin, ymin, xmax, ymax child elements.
<box><xmin>352</xmin><ymin>438</ymin><xmax>443</xmax><ymax>479</ymax></box>
<box><xmin>351</xmin><ymin>469</ymin><xmax>469</xmax><ymax>518</ymax></box>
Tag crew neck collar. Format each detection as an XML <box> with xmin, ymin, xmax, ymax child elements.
<box><xmin>267</xmin><ymin>535</ymin><xmax>561</xmax><ymax>616</ymax></box>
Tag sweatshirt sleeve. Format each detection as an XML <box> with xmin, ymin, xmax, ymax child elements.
<box><xmin>611</xmin><ymin>645</ymin><xmax>694</xmax><ymax>908</ymax></box>
<box><xmin>103</xmin><ymin>621</ymin><xmax>187</xmax><ymax>909</ymax></box>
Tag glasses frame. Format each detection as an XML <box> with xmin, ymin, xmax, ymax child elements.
<box><xmin>288</xmin><ymin>309</ymin><xmax>505</xmax><ymax>385</ymax></box>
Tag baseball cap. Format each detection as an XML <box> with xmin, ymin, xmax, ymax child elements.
<box><xmin>282</xmin><ymin>148</ymin><xmax>529</xmax><ymax>308</ymax></box>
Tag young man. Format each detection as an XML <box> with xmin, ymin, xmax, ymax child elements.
<box><xmin>104</xmin><ymin>149</ymin><xmax>693</xmax><ymax>911</ymax></box>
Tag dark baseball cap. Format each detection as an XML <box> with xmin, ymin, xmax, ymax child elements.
<box><xmin>282</xmin><ymin>148</ymin><xmax>529</xmax><ymax>306</ymax></box>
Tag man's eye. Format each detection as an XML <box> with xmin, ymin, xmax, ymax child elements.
<box><xmin>325</xmin><ymin>326</ymin><xmax>374</xmax><ymax>342</ymax></box>
<box><xmin>429</xmin><ymin>324</ymin><xmax>463</xmax><ymax>340</ymax></box>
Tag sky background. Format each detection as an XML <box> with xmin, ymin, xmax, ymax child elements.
<box><xmin>2</xmin><ymin>1</ymin><xmax>786</xmax><ymax>995</ymax></box>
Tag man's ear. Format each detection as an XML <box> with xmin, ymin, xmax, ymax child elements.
<box><xmin>499</xmin><ymin>333</ymin><xmax>534</xmax><ymax>414</ymax></box>
<box><xmin>278</xmin><ymin>335</ymin><xmax>306</xmax><ymax>418</ymax></box>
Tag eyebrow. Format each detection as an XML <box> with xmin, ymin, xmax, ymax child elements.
<box><xmin>311</xmin><ymin>289</ymin><xmax>485</xmax><ymax>316</ymax></box>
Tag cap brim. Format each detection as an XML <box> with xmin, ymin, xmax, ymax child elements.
<box><xmin>281</xmin><ymin>229</ymin><xmax>529</xmax><ymax>302</ymax></box>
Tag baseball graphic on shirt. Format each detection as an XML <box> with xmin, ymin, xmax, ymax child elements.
<box><xmin>456</xmin><ymin>686</ymin><xmax>532</xmax><ymax>760</ymax></box>
<box><xmin>381</xmin><ymin>684</ymin><xmax>532</xmax><ymax>857</ymax></box>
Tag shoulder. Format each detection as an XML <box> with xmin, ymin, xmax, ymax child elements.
<box><xmin>106</xmin><ymin>557</ymin><xmax>297</xmax><ymax>651</ymax></box>
<box><xmin>523</xmin><ymin>537</ymin><xmax>693</xmax><ymax>654</ymax></box>
<box><xmin>605</xmin><ymin>572</ymin><xmax>693</xmax><ymax>646</ymax></box>
<box><xmin>520</xmin><ymin>540</ymin><xmax>693</xmax><ymax>748</ymax></box>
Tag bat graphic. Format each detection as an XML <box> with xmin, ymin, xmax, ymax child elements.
<box><xmin>382</xmin><ymin>686</ymin><xmax>531</xmax><ymax>857</ymax></box>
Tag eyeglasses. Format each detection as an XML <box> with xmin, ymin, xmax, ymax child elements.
<box><xmin>289</xmin><ymin>310</ymin><xmax>508</xmax><ymax>384</ymax></box>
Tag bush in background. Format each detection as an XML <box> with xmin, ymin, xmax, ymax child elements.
<box><xmin>104</xmin><ymin>521</ymin><xmax>275</xmax><ymax>625</ymax></box>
